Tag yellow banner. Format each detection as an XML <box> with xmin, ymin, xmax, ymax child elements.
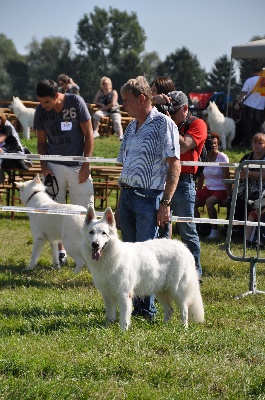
<box><xmin>252</xmin><ymin>69</ymin><xmax>265</xmax><ymax>96</ymax></box>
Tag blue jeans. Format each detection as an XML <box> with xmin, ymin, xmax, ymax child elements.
<box><xmin>171</xmin><ymin>174</ymin><xmax>202</xmax><ymax>276</ymax></box>
<box><xmin>119</xmin><ymin>187</ymin><xmax>163</xmax><ymax>317</ymax></box>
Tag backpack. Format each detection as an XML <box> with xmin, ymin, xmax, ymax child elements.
<box><xmin>183</xmin><ymin>116</ymin><xmax>211</xmax><ymax>180</ymax></box>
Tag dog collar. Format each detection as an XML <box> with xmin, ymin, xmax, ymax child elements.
<box><xmin>25</xmin><ymin>191</ymin><xmax>41</xmax><ymax>205</ymax></box>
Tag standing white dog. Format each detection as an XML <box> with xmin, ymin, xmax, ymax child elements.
<box><xmin>82</xmin><ymin>206</ymin><xmax>204</xmax><ymax>330</ymax></box>
<box><xmin>9</xmin><ymin>96</ymin><xmax>35</xmax><ymax>140</ymax></box>
<box><xmin>206</xmin><ymin>101</ymin><xmax>235</xmax><ymax>150</ymax></box>
<box><xmin>16</xmin><ymin>174</ymin><xmax>87</xmax><ymax>272</ymax></box>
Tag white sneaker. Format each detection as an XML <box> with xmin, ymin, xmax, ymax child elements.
<box><xmin>59</xmin><ymin>252</ymin><xmax>68</xmax><ymax>266</ymax></box>
<box><xmin>93</xmin><ymin>131</ymin><xmax>100</xmax><ymax>138</ymax></box>
<box><xmin>207</xmin><ymin>230</ymin><xmax>220</xmax><ymax>240</ymax></box>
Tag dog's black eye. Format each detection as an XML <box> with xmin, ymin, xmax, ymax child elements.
<box><xmin>102</xmin><ymin>231</ymin><xmax>107</xmax><ymax>236</ymax></box>
<box><xmin>89</xmin><ymin>230</ymin><xmax>94</xmax><ymax>234</ymax></box>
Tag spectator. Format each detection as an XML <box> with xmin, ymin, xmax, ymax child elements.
<box><xmin>0</xmin><ymin>109</ymin><xmax>29</xmax><ymax>177</ymax></box>
<box><xmin>92</xmin><ymin>77</ymin><xmax>123</xmax><ymax>140</ymax></box>
<box><xmin>235</xmin><ymin>68</ymin><xmax>265</xmax><ymax>146</ymax></box>
<box><xmin>150</xmin><ymin>76</ymin><xmax>176</xmax><ymax>238</ymax></box>
<box><xmin>0</xmin><ymin>109</ymin><xmax>24</xmax><ymax>153</ymax></box>
<box><xmin>34</xmin><ymin>79</ymin><xmax>94</xmax><ymax>265</ymax></box>
<box><xmin>226</xmin><ymin>132</ymin><xmax>265</xmax><ymax>232</ymax></box>
<box><xmin>116</xmin><ymin>76</ymin><xmax>181</xmax><ymax>319</ymax></box>
<box><xmin>167</xmin><ymin>91</ymin><xmax>207</xmax><ymax>279</ymax></box>
<box><xmin>195</xmin><ymin>132</ymin><xmax>231</xmax><ymax>240</ymax></box>
<box><xmin>150</xmin><ymin>76</ymin><xmax>175</xmax><ymax>97</ymax></box>
<box><xmin>58</xmin><ymin>74</ymin><xmax>80</xmax><ymax>95</ymax></box>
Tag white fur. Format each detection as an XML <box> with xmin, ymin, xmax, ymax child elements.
<box><xmin>16</xmin><ymin>174</ymin><xmax>87</xmax><ymax>272</ymax></box>
<box><xmin>9</xmin><ymin>96</ymin><xmax>35</xmax><ymax>140</ymax></box>
<box><xmin>206</xmin><ymin>101</ymin><xmax>236</xmax><ymax>150</ymax></box>
<box><xmin>82</xmin><ymin>206</ymin><xmax>205</xmax><ymax>330</ymax></box>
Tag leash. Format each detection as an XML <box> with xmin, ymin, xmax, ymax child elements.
<box><xmin>44</xmin><ymin>174</ymin><xmax>59</xmax><ymax>201</ymax></box>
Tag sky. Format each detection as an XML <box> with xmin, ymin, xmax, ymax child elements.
<box><xmin>1</xmin><ymin>0</ymin><xmax>265</xmax><ymax>75</ymax></box>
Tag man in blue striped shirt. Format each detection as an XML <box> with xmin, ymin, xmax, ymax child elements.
<box><xmin>116</xmin><ymin>76</ymin><xmax>181</xmax><ymax>320</ymax></box>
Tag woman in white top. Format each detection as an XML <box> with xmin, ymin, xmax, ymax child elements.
<box><xmin>92</xmin><ymin>76</ymin><xmax>123</xmax><ymax>140</ymax></box>
<box><xmin>195</xmin><ymin>132</ymin><xmax>231</xmax><ymax>239</ymax></box>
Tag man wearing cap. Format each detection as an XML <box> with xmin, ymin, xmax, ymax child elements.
<box><xmin>167</xmin><ymin>90</ymin><xmax>207</xmax><ymax>278</ymax></box>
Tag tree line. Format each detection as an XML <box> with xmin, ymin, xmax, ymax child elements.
<box><xmin>0</xmin><ymin>6</ymin><xmax>264</xmax><ymax>104</ymax></box>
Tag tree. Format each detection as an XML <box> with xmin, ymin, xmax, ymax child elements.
<box><xmin>0</xmin><ymin>34</ymin><xmax>26</xmax><ymax>98</ymax></box>
<box><xmin>156</xmin><ymin>47</ymin><xmax>206</xmax><ymax>94</ymax></box>
<box><xmin>5</xmin><ymin>58</ymin><xmax>31</xmax><ymax>98</ymax></box>
<box><xmin>0</xmin><ymin>66</ymin><xmax>12</xmax><ymax>98</ymax></box>
<box><xmin>140</xmin><ymin>51</ymin><xmax>161</xmax><ymax>84</ymax></box>
<box><xmin>75</xmin><ymin>6</ymin><xmax>146</xmax><ymax>101</ymax></box>
<box><xmin>26</xmin><ymin>36</ymin><xmax>75</xmax><ymax>99</ymax></box>
<box><xmin>206</xmin><ymin>55</ymin><xmax>240</xmax><ymax>98</ymax></box>
<box><xmin>0</xmin><ymin>34</ymin><xmax>18</xmax><ymax>65</ymax></box>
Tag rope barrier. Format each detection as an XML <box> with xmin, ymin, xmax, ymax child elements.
<box><xmin>1</xmin><ymin>153</ymin><xmax>265</xmax><ymax>170</ymax></box>
<box><xmin>0</xmin><ymin>153</ymin><xmax>120</xmax><ymax>164</ymax></box>
<box><xmin>0</xmin><ymin>205</ymin><xmax>264</xmax><ymax>228</ymax></box>
<box><xmin>1</xmin><ymin>154</ymin><xmax>264</xmax><ymax>226</ymax></box>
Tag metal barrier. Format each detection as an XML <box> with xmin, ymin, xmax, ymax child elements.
<box><xmin>225</xmin><ymin>159</ymin><xmax>265</xmax><ymax>298</ymax></box>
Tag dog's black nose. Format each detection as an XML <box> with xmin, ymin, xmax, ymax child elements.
<box><xmin>92</xmin><ymin>242</ymin><xmax>99</xmax><ymax>249</ymax></box>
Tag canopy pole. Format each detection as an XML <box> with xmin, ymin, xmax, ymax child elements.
<box><xmin>226</xmin><ymin>56</ymin><xmax>233</xmax><ymax>116</ymax></box>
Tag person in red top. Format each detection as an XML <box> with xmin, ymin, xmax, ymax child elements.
<box><xmin>167</xmin><ymin>91</ymin><xmax>207</xmax><ymax>278</ymax></box>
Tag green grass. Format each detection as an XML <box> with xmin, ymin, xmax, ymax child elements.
<box><xmin>21</xmin><ymin>134</ymin><xmax>122</xmax><ymax>161</ymax></box>
<box><xmin>0</xmin><ymin>136</ymin><xmax>264</xmax><ymax>399</ymax></box>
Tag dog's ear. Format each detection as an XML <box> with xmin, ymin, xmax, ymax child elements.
<box><xmin>34</xmin><ymin>173</ymin><xmax>41</xmax><ymax>184</ymax></box>
<box><xmin>103</xmin><ymin>207</ymin><xmax>115</xmax><ymax>227</ymax></box>
<box><xmin>15</xmin><ymin>182</ymin><xmax>23</xmax><ymax>189</ymax></box>
<box><xmin>85</xmin><ymin>206</ymin><xmax>96</xmax><ymax>225</ymax></box>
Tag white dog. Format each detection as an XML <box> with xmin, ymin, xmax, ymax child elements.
<box><xmin>82</xmin><ymin>206</ymin><xmax>204</xmax><ymax>330</ymax></box>
<box><xmin>16</xmin><ymin>174</ymin><xmax>87</xmax><ymax>272</ymax></box>
<box><xmin>9</xmin><ymin>96</ymin><xmax>35</xmax><ymax>140</ymax></box>
<box><xmin>206</xmin><ymin>101</ymin><xmax>235</xmax><ymax>150</ymax></box>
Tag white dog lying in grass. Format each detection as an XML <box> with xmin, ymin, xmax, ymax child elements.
<box><xmin>82</xmin><ymin>206</ymin><xmax>205</xmax><ymax>330</ymax></box>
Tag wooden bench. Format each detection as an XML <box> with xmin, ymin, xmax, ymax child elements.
<box><xmin>0</xmin><ymin>162</ymin><xmax>42</xmax><ymax>219</ymax></box>
<box><xmin>87</xmin><ymin>103</ymin><xmax>134</xmax><ymax>137</ymax></box>
<box><xmin>91</xmin><ymin>165</ymin><xmax>122</xmax><ymax>209</ymax></box>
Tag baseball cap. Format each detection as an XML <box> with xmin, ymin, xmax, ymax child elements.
<box><xmin>167</xmin><ymin>91</ymin><xmax>188</xmax><ymax>106</ymax></box>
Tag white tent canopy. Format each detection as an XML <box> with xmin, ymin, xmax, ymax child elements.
<box><xmin>226</xmin><ymin>39</ymin><xmax>265</xmax><ymax>114</ymax></box>
<box><xmin>231</xmin><ymin>39</ymin><xmax>265</xmax><ymax>59</ymax></box>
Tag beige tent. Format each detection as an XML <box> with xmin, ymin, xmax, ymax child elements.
<box><xmin>226</xmin><ymin>39</ymin><xmax>265</xmax><ymax>114</ymax></box>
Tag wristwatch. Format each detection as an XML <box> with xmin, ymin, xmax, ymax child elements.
<box><xmin>160</xmin><ymin>198</ymin><xmax>171</xmax><ymax>207</ymax></box>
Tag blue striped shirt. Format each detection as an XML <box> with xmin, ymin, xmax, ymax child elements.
<box><xmin>117</xmin><ymin>107</ymin><xmax>180</xmax><ymax>190</ymax></box>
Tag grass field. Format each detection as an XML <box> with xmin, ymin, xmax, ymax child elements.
<box><xmin>0</xmin><ymin>135</ymin><xmax>264</xmax><ymax>399</ymax></box>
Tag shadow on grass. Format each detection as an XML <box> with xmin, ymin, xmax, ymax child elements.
<box><xmin>0</xmin><ymin>262</ymin><xmax>93</xmax><ymax>289</ymax></box>
<box><xmin>0</xmin><ymin>306</ymin><xmax>106</xmax><ymax>335</ymax></box>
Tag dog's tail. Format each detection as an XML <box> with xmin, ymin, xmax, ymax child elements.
<box><xmin>189</xmin><ymin>291</ymin><xmax>204</xmax><ymax>323</ymax></box>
